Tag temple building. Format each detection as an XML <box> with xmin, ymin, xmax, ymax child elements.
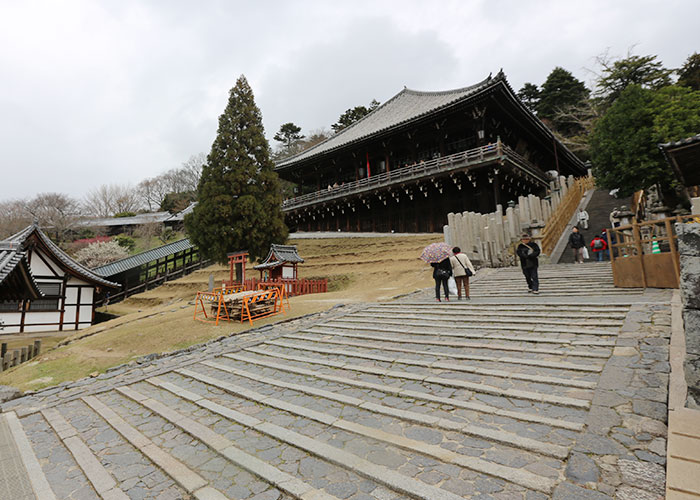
<box><xmin>0</xmin><ymin>224</ymin><xmax>119</xmax><ymax>333</ymax></box>
<box><xmin>276</xmin><ymin>71</ymin><xmax>586</xmax><ymax>232</ymax></box>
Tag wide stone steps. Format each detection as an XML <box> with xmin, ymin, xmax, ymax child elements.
<box><xmin>0</xmin><ymin>265</ymin><xmax>640</xmax><ymax>499</ymax></box>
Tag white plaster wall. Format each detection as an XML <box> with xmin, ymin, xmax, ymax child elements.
<box><xmin>29</xmin><ymin>249</ymin><xmax>61</xmax><ymax>276</ymax></box>
<box><xmin>0</xmin><ymin>312</ymin><xmax>22</xmax><ymax>334</ymax></box>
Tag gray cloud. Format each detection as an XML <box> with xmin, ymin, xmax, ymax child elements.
<box><xmin>0</xmin><ymin>0</ymin><xmax>697</xmax><ymax>201</ymax></box>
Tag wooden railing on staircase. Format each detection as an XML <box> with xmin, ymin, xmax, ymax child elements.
<box><xmin>541</xmin><ymin>176</ymin><xmax>596</xmax><ymax>255</ymax></box>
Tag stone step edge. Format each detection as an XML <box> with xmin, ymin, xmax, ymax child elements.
<box><xmin>2</xmin><ymin>412</ymin><xmax>57</xmax><ymax>500</ymax></box>
<box><xmin>242</xmin><ymin>347</ymin><xmax>592</xmax><ymax>409</ymax></box>
<box><xmin>365</xmin><ymin>306</ymin><xmax>628</xmax><ymax>320</ymax></box>
<box><xmin>216</xmin><ymin>355</ymin><xmax>585</xmax><ymax>431</ymax></box>
<box><xmin>230</xmin><ymin>349</ymin><xmax>591</xmax><ymax>410</ymax></box>
<box><xmin>265</xmin><ymin>339</ymin><xmax>597</xmax><ymax>389</ymax></box>
<box><xmin>152</xmin><ymin>374</ymin><xmax>557</xmax><ymax>495</ymax></box>
<box><xmin>191</xmin><ymin>361</ymin><xmax>571</xmax><ymax>459</ymax></box>
<box><xmin>394</xmin><ymin>301</ymin><xmax>632</xmax><ymax>308</ymax></box>
<box><xmin>119</xmin><ymin>383</ymin><xmax>466</xmax><ymax>500</ymax></box>
<box><xmin>284</xmin><ymin>333</ymin><xmax>604</xmax><ymax>372</ymax></box>
<box><xmin>113</xmin><ymin>386</ymin><xmax>341</xmax><ymax>500</ymax></box>
<box><xmin>353</xmin><ymin>312</ymin><xmax>625</xmax><ymax>328</ymax></box>
<box><xmin>303</xmin><ymin>328</ymin><xmax>611</xmax><ymax>359</ymax></box>
<box><xmin>41</xmin><ymin>407</ymin><xmax>130</xmax><ymax>500</ymax></box>
<box><xmin>341</xmin><ymin>316</ymin><xmax>619</xmax><ymax>336</ymax></box>
<box><xmin>318</xmin><ymin>322</ymin><xmax>609</xmax><ymax>345</ymax></box>
<box><xmin>81</xmin><ymin>395</ymin><xmax>223</xmax><ymax>498</ymax></box>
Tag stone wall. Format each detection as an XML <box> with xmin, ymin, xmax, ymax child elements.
<box><xmin>677</xmin><ymin>222</ymin><xmax>700</xmax><ymax>408</ymax></box>
<box><xmin>443</xmin><ymin>175</ymin><xmax>575</xmax><ymax>266</ymax></box>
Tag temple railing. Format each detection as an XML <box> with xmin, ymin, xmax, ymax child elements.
<box><xmin>281</xmin><ymin>141</ymin><xmax>548</xmax><ymax>211</ymax></box>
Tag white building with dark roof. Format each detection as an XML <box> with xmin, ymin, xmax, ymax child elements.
<box><xmin>0</xmin><ymin>224</ymin><xmax>119</xmax><ymax>333</ymax></box>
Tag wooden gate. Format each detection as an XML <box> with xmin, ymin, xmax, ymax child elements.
<box><xmin>609</xmin><ymin>215</ymin><xmax>695</xmax><ymax>288</ymax></box>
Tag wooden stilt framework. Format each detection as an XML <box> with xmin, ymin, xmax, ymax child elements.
<box><xmin>257</xmin><ymin>281</ymin><xmax>290</xmax><ymax>312</ymax></box>
<box><xmin>193</xmin><ymin>286</ymin><xmax>283</xmax><ymax>326</ymax></box>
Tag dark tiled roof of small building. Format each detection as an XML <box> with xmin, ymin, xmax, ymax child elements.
<box><xmin>276</xmin><ymin>74</ymin><xmax>495</xmax><ymax>169</ymax></box>
<box><xmin>93</xmin><ymin>238</ymin><xmax>195</xmax><ymax>278</ymax></box>
<box><xmin>254</xmin><ymin>244</ymin><xmax>304</xmax><ymax>270</ymax></box>
<box><xmin>3</xmin><ymin>224</ymin><xmax>119</xmax><ymax>289</ymax></box>
<box><xmin>659</xmin><ymin>133</ymin><xmax>700</xmax><ymax>149</ymax></box>
<box><xmin>0</xmin><ymin>244</ymin><xmax>44</xmax><ymax>299</ymax></box>
<box><xmin>77</xmin><ymin>212</ymin><xmax>172</xmax><ymax>228</ymax></box>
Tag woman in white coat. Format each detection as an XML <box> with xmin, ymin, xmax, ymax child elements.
<box><xmin>449</xmin><ymin>247</ymin><xmax>476</xmax><ymax>300</ymax></box>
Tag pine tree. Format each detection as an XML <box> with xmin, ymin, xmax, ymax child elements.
<box><xmin>185</xmin><ymin>75</ymin><xmax>288</xmax><ymax>263</ymax></box>
<box><xmin>535</xmin><ymin>67</ymin><xmax>589</xmax><ymax>134</ymax></box>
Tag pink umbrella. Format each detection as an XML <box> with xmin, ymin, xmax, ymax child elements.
<box><xmin>420</xmin><ymin>242</ymin><xmax>453</xmax><ymax>263</ymax></box>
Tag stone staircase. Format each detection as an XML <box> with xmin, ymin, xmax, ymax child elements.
<box><xmin>467</xmin><ymin>262</ymin><xmax>642</xmax><ymax>298</ymax></box>
<box><xmin>0</xmin><ymin>266</ymin><xmax>665</xmax><ymax>499</ymax></box>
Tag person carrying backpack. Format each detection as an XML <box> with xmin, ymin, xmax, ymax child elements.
<box><xmin>590</xmin><ymin>235</ymin><xmax>608</xmax><ymax>262</ymax></box>
<box><xmin>516</xmin><ymin>233</ymin><xmax>540</xmax><ymax>294</ymax></box>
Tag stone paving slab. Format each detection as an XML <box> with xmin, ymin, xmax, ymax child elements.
<box><xmin>0</xmin><ymin>266</ymin><xmax>672</xmax><ymax>499</ymax></box>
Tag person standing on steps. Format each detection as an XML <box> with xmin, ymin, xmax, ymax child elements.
<box><xmin>431</xmin><ymin>257</ymin><xmax>452</xmax><ymax>302</ymax></box>
<box><xmin>569</xmin><ymin>226</ymin><xmax>586</xmax><ymax>263</ymax></box>
<box><xmin>590</xmin><ymin>234</ymin><xmax>608</xmax><ymax>262</ymax></box>
<box><xmin>516</xmin><ymin>233</ymin><xmax>540</xmax><ymax>294</ymax></box>
<box><xmin>449</xmin><ymin>247</ymin><xmax>476</xmax><ymax>300</ymax></box>
<box><xmin>577</xmin><ymin>208</ymin><xmax>590</xmax><ymax>230</ymax></box>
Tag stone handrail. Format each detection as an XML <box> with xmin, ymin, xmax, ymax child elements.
<box><xmin>540</xmin><ymin>176</ymin><xmax>595</xmax><ymax>255</ymax></box>
<box><xmin>282</xmin><ymin>142</ymin><xmax>548</xmax><ymax>211</ymax></box>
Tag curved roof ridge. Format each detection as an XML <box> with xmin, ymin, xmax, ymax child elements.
<box><xmin>402</xmin><ymin>74</ymin><xmax>494</xmax><ymax>97</ymax></box>
<box><xmin>2</xmin><ymin>224</ymin><xmax>118</xmax><ymax>288</ymax></box>
<box><xmin>276</xmin><ymin>72</ymin><xmax>501</xmax><ymax>168</ymax></box>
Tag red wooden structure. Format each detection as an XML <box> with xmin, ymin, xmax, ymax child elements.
<box><xmin>227</xmin><ymin>250</ymin><xmax>248</xmax><ymax>286</ymax></box>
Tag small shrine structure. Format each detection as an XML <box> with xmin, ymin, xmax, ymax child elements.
<box><xmin>254</xmin><ymin>244</ymin><xmax>304</xmax><ymax>280</ymax></box>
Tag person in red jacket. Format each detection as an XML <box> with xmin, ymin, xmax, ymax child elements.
<box><xmin>590</xmin><ymin>234</ymin><xmax>608</xmax><ymax>261</ymax></box>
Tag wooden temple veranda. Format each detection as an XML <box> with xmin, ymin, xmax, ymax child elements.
<box><xmin>276</xmin><ymin>70</ymin><xmax>586</xmax><ymax>233</ymax></box>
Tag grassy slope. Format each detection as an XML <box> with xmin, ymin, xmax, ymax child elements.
<box><xmin>0</xmin><ymin>234</ymin><xmax>438</xmax><ymax>391</ymax></box>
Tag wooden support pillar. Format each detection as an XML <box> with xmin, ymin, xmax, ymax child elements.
<box><xmin>75</xmin><ymin>286</ymin><xmax>82</xmax><ymax>330</ymax></box>
<box><xmin>12</xmin><ymin>350</ymin><xmax>20</xmax><ymax>367</ymax></box>
<box><xmin>20</xmin><ymin>346</ymin><xmax>27</xmax><ymax>363</ymax></box>
<box><xmin>1</xmin><ymin>342</ymin><xmax>6</xmax><ymax>359</ymax></box>
<box><xmin>3</xmin><ymin>352</ymin><xmax>11</xmax><ymax>371</ymax></box>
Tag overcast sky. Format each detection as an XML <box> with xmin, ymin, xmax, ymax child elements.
<box><xmin>1</xmin><ymin>0</ymin><xmax>698</xmax><ymax>202</ymax></box>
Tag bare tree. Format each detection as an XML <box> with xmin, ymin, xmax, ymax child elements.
<box><xmin>24</xmin><ymin>192</ymin><xmax>82</xmax><ymax>242</ymax></box>
<box><xmin>0</xmin><ymin>199</ymin><xmax>31</xmax><ymax>239</ymax></box>
<box><xmin>137</xmin><ymin>177</ymin><xmax>171</xmax><ymax>212</ymax></box>
<box><xmin>83</xmin><ymin>184</ymin><xmax>143</xmax><ymax>217</ymax></box>
<box><xmin>136</xmin><ymin>153</ymin><xmax>205</xmax><ymax>211</ymax></box>
<box><xmin>179</xmin><ymin>153</ymin><xmax>205</xmax><ymax>192</ymax></box>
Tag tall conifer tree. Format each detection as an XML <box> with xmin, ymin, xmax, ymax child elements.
<box><xmin>185</xmin><ymin>75</ymin><xmax>288</xmax><ymax>263</ymax></box>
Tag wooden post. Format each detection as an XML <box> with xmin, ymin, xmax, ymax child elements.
<box><xmin>2</xmin><ymin>352</ymin><xmax>11</xmax><ymax>371</ymax></box>
<box><xmin>665</xmin><ymin>217</ymin><xmax>681</xmax><ymax>285</ymax></box>
<box><xmin>20</xmin><ymin>346</ymin><xmax>27</xmax><ymax>363</ymax></box>
<box><xmin>632</xmin><ymin>222</ymin><xmax>647</xmax><ymax>289</ymax></box>
<box><xmin>34</xmin><ymin>340</ymin><xmax>41</xmax><ymax>356</ymax></box>
<box><xmin>12</xmin><ymin>350</ymin><xmax>20</xmax><ymax>367</ymax></box>
<box><xmin>1</xmin><ymin>342</ymin><xmax>6</xmax><ymax>359</ymax></box>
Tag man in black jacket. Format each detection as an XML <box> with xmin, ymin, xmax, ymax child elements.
<box><xmin>569</xmin><ymin>226</ymin><xmax>586</xmax><ymax>263</ymax></box>
<box><xmin>516</xmin><ymin>233</ymin><xmax>540</xmax><ymax>294</ymax></box>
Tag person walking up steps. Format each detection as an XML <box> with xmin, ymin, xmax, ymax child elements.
<box><xmin>577</xmin><ymin>208</ymin><xmax>590</xmax><ymax>230</ymax></box>
<box><xmin>449</xmin><ymin>247</ymin><xmax>476</xmax><ymax>300</ymax></box>
<box><xmin>431</xmin><ymin>257</ymin><xmax>452</xmax><ymax>302</ymax></box>
<box><xmin>569</xmin><ymin>226</ymin><xmax>586</xmax><ymax>263</ymax></box>
<box><xmin>517</xmin><ymin>233</ymin><xmax>540</xmax><ymax>294</ymax></box>
<box><xmin>590</xmin><ymin>234</ymin><xmax>608</xmax><ymax>262</ymax></box>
